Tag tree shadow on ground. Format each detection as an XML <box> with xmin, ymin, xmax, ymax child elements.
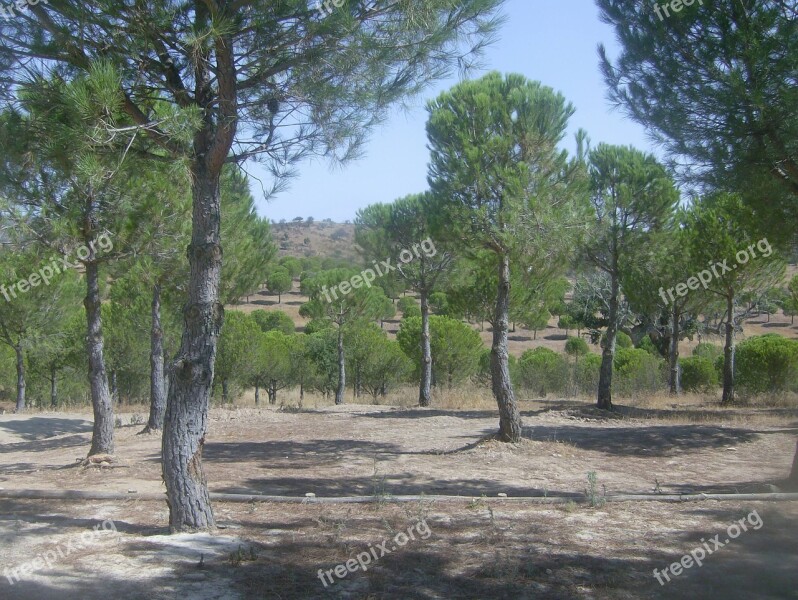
<box><xmin>2</xmin><ymin>500</ymin><xmax>796</xmax><ymax>599</ymax></box>
<box><xmin>0</xmin><ymin>433</ymin><xmax>89</xmax><ymax>455</ymax></box>
<box><xmin>203</xmin><ymin>440</ymin><xmax>406</xmax><ymax>464</ymax></box>
<box><xmin>213</xmin><ymin>472</ymin><xmax>579</xmax><ymax>498</ymax></box>
<box><xmin>0</xmin><ymin>499</ymin><xmax>153</xmax><ymax>542</ymax></box>
<box><xmin>521</xmin><ymin>423</ymin><xmax>761</xmax><ymax>457</ymax></box>
<box><xmin>0</xmin><ymin>417</ymin><xmax>92</xmax><ymax>441</ymax></box>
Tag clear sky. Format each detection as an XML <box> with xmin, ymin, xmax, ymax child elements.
<box><xmin>251</xmin><ymin>0</ymin><xmax>656</xmax><ymax>223</ymax></box>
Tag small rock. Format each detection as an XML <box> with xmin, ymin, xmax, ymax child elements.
<box><xmin>305</xmin><ymin>492</ymin><xmax>316</xmax><ymax>498</ymax></box>
<box><xmin>497</xmin><ymin>493</ymin><xmax>508</xmax><ymax>497</ymax></box>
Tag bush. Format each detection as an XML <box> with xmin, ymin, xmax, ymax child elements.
<box><xmin>564</xmin><ymin>336</ymin><xmax>589</xmax><ymax>357</ymax></box>
<box><xmin>251</xmin><ymin>309</ymin><xmax>296</xmax><ymax>336</ymax></box>
<box><xmin>601</xmin><ymin>330</ymin><xmax>633</xmax><ymax>349</ymax></box>
<box><xmin>397</xmin><ymin>296</ymin><xmax>421</xmax><ymax>318</ymax></box>
<box><xmin>693</xmin><ymin>343</ymin><xmax>723</xmax><ymax>362</ymax></box>
<box><xmin>680</xmin><ymin>356</ymin><xmax>719</xmax><ymax>392</ymax></box>
<box><xmin>735</xmin><ymin>335</ymin><xmax>798</xmax><ymax>394</ymax></box>
<box><xmin>574</xmin><ymin>353</ymin><xmax>602</xmax><ymax>395</ymax></box>
<box><xmin>613</xmin><ymin>347</ymin><xmax>665</xmax><ymax>396</ymax></box>
<box><xmin>518</xmin><ymin>347</ymin><xmax>568</xmax><ymax>397</ymax></box>
<box><xmin>396</xmin><ymin>316</ymin><xmax>483</xmax><ymax>387</ymax></box>
<box><xmin>637</xmin><ymin>335</ymin><xmax>661</xmax><ymax>356</ymax></box>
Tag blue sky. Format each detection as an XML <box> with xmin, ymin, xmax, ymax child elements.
<box><xmin>251</xmin><ymin>0</ymin><xmax>656</xmax><ymax>222</ymax></box>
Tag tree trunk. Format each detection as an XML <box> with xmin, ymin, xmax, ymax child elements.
<box><xmin>419</xmin><ymin>288</ymin><xmax>432</xmax><ymax>407</ymax></box>
<box><xmin>668</xmin><ymin>304</ymin><xmax>681</xmax><ymax>395</ymax></box>
<box><xmin>269</xmin><ymin>379</ymin><xmax>277</xmax><ymax>404</ymax></box>
<box><xmin>142</xmin><ymin>284</ymin><xmax>167</xmax><ymax>433</ymax></box>
<box><xmin>85</xmin><ymin>259</ymin><xmax>114</xmax><ymax>456</ymax></box>
<box><xmin>790</xmin><ymin>440</ymin><xmax>798</xmax><ymax>485</ymax></box>
<box><xmin>14</xmin><ymin>344</ymin><xmax>25</xmax><ymax>413</ymax></box>
<box><xmin>354</xmin><ymin>366</ymin><xmax>361</xmax><ymax>399</ymax></box>
<box><xmin>597</xmin><ymin>271</ymin><xmax>620</xmax><ymax>410</ymax></box>
<box><xmin>254</xmin><ymin>382</ymin><xmax>260</xmax><ymax>405</ymax></box>
<box><xmin>162</xmin><ymin>166</ymin><xmax>224</xmax><ymax>532</ymax></box>
<box><xmin>111</xmin><ymin>370</ymin><xmax>119</xmax><ymax>405</ymax></box>
<box><xmin>50</xmin><ymin>367</ymin><xmax>58</xmax><ymax>409</ymax></box>
<box><xmin>335</xmin><ymin>326</ymin><xmax>345</xmax><ymax>405</ymax></box>
<box><xmin>222</xmin><ymin>379</ymin><xmax>229</xmax><ymax>403</ymax></box>
<box><xmin>721</xmin><ymin>293</ymin><xmax>736</xmax><ymax>404</ymax></box>
<box><xmin>491</xmin><ymin>253</ymin><xmax>522</xmax><ymax>442</ymax></box>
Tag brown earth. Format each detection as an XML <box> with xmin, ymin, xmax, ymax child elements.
<box><xmin>1</xmin><ymin>397</ymin><xmax>796</xmax><ymax>599</ymax></box>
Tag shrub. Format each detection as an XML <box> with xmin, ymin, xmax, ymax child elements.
<box><xmin>616</xmin><ymin>331</ymin><xmax>633</xmax><ymax>349</ymax></box>
<box><xmin>518</xmin><ymin>347</ymin><xmax>568</xmax><ymax>397</ymax></box>
<box><xmin>565</xmin><ymin>336</ymin><xmax>589</xmax><ymax>357</ymax></box>
<box><xmin>397</xmin><ymin>297</ymin><xmax>421</xmax><ymax>318</ymax></box>
<box><xmin>680</xmin><ymin>356</ymin><xmax>718</xmax><ymax>392</ymax></box>
<box><xmin>601</xmin><ymin>330</ymin><xmax>633</xmax><ymax>349</ymax></box>
<box><xmin>735</xmin><ymin>335</ymin><xmax>798</xmax><ymax>394</ymax></box>
<box><xmin>574</xmin><ymin>353</ymin><xmax>602</xmax><ymax>395</ymax></box>
<box><xmin>637</xmin><ymin>335</ymin><xmax>661</xmax><ymax>356</ymax></box>
<box><xmin>613</xmin><ymin>347</ymin><xmax>665</xmax><ymax>396</ymax></box>
<box><xmin>693</xmin><ymin>343</ymin><xmax>723</xmax><ymax>362</ymax></box>
<box><xmin>251</xmin><ymin>309</ymin><xmax>296</xmax><ymax>336</ymax></box>
<box><xmin>396</xmin><ymin>316</ymin><xmax>483</xmax><ymax>387</ymax></box>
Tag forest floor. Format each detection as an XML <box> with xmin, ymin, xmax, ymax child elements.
<box><xmin>0</xmin><ymin>396</ymin><xmax>796</xmax><ymax>599</ymax></box>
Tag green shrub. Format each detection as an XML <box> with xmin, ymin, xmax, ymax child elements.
<box><xmin>574</xmin><ymin>353</ymin><xmax>602</xmax><ymax>395</ymax></box>
<box><xmin>601</xmin><ymin>330</ymin><xmax>633</xmax><ymax>349</ymax></box>
<box><xmin>680</xmin><ymin>356</ymin><xmax>719</xmax><ymax>392</ymax></box>
<box><xmin>397</xmin><ymin>297</ymin><xmax>421</xmax><ymax>318</ymax></box>
<box><xmin>251</xmin><ymin>309</ymin><xmax>296</xmax><ymax>335</ymax></box>
<box><xmin>637</xmin><ymin>335</ymin><xmax>661</xmax><ymax>356</ymax></box>
<box><xmin>518</xmin><ymin>347</ymin><xmax>568</xmax><ymax>397</ymax></box>
<box><xmin>693</xmin><ymin>343</ymin><xmax>723</xmax><ymax>362</ymax></box>
<box><xmin>565</xmin><ymin>336</ymin><xmax>589</xmax><ymax>357</ymax></box>
<box><xmin>734</xmin><ymin>335</ymin><xmax>798</xmax><ymax>394</ymax></box>
<box><xmin>613</xmin><ymin>347</ymin><xmax>665</xmax><ymax>396</ymax></box>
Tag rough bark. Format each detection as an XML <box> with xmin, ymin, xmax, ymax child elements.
<box><xmin>254</xmin><ymin>383</ymin><xmax>260</xmax><ymax>405</ymax></box>
<box><xmin>668</xmin><ymin>304</ymin><xmax>681</xmax><ymax>395</ymax></box>
<box><xmin>790</xmin><ymin>441</ymin><xmax>798</xmax><ymax>485</ymax></box>
<box><xmin>14</xmin><ymin>344</ymin><xmax>25</xmax><ymax>412</ymax></box>
<box><xmin>721</xmin><ymin>293</ymin><xmax>736</xmax><ymax>404</ymax></box>
<box><xmin>85</xmin><ymin>259</ymin><xmax>115</xmax><ymax>456</ymax></box>
<box><xmin>491</xmin><ymin>253</ymin><xmax>522</xmax><ymax>442</ymax></box>
<box><xmin>141</xmin><ymin>284</ymin><xmax>166</xmax><ymax>433</ymax></box>
<box><xmin>161</xmin><ymin>167</ymin><xmax>224</xmax><ymax>532</ymax></box>
<box><xmin>597</xmin><ymin>271</ymin><xmax>620</xmax><ymax>410</ymax></box>
<box><xmin>335</xmin><ymin>326</ymin><xmax>345</xmax><ymax>405</ymax></box>
<box><xmin>419</xmin><ymin>288</ymin><xmax>432</xmax><ymax>407</ymax></box>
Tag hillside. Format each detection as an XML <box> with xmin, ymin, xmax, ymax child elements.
<box><xmin>271</xmin><ymin>219</ymin><xmax>359</xmax><ymax>262</ymax></box>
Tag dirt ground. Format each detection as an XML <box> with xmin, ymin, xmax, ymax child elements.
<box><xmin>0</xmin><ymin>398</ymin><xmax>797</xmax><ymax>599</ymax></box>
